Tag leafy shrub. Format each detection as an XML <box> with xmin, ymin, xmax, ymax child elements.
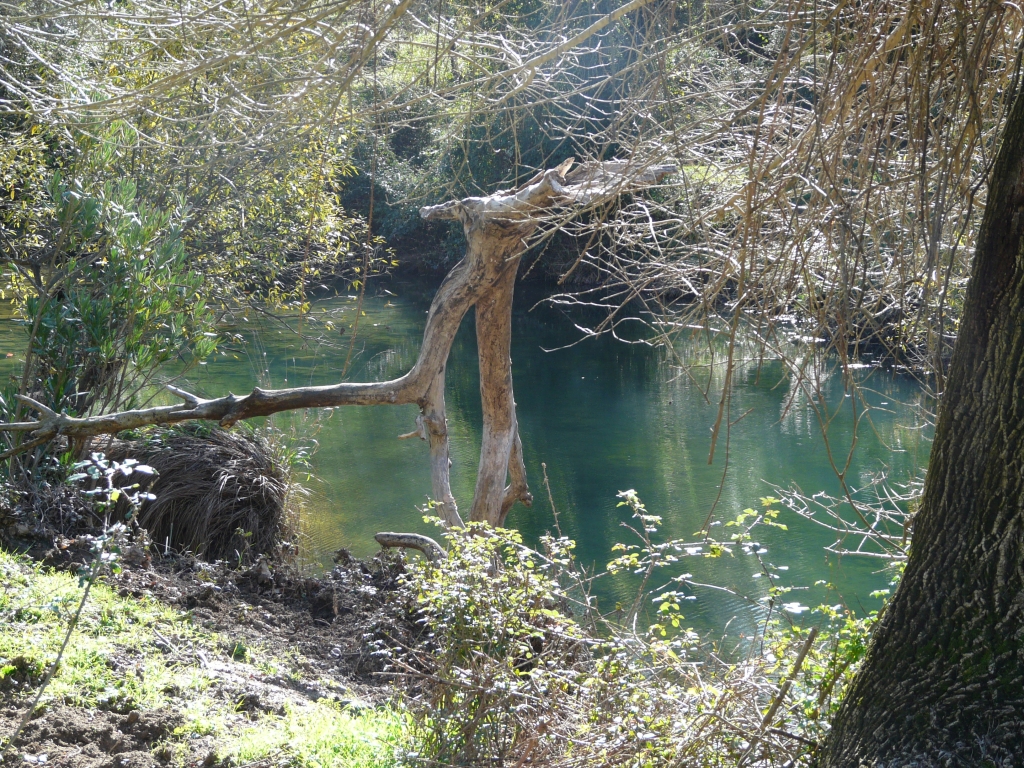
<box><xmin>19</xmin><ymin>170</ymin><xmax>217</xmax><ymax>417</ymax></box>
<box><xmin>393</xmin><ymin>523</ymin><xmax>587</xmax><ymax>765</ymax></box>
<box><xmin>389</xmin><ymin>497</ymin><xmax>883</xmax><ymax>767</ymax></box>
<box><xmin>0</xmin><ymin>123</ymin><xmax>220</xmax><ymax>482</ymax></box>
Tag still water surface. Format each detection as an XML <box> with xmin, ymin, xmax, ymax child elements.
<box><xmin>190</xmin><ymin>279</ymin><xmax>932</xmax><ymax>638</ymax></box>
<box><xmin>0</xmin><ymin>280</ymin><xmax>932</xmax><ymax>639</ymax></box>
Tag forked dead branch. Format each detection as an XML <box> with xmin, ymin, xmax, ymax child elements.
<box><xmin>0</xmin><ymin>158</ymin><xmax>673</xmax><ymax>535</ymax></box>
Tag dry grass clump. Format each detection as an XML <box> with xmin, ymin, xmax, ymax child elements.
<box><xmin>104</xmin><ymin>424</ymin><xmax>293</xmax><ymax>563</ymax></box>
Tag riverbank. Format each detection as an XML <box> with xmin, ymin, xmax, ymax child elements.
<box><xmin>0</xmin><ymin>539</ymin><xmax>411</xmax><ymax>767</ymax></box>
<box><xmin>0</xmin><ymin>492</ymin><xmax>881</xmax><ymax>767</ymax></box>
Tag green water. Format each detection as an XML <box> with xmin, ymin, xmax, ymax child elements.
<box><xmin>0</xmin><ymin>280</ymin><xmax>931</xmax><ymax>639</ymax></box>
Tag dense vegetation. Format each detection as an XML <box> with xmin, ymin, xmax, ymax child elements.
<box><xmin>3</xmin><ymin>0</ymin><xmax>1018</xmax><ymax>389</ymax></box>
<box><xmin>1</xmin><ymin>0</ymin><xmax>1023</xmax><ymax>765</ymax></box>
<box><xmin>0</xmin><ymin>489</ymin><xmax>883</xmax><ymax>766</ymax></box>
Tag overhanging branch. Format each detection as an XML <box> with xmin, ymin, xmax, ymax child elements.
<box><xmin>1</xmin><ymin>157</ymin><xmax>674</xmax><ymax>530</ymax></box>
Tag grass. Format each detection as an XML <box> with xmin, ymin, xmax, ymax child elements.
<box><xmin>679</xmin><ymin>162</ymin><xmax>747</xmax><ymax>188</ymax></box>
<box><xmin>0</xmin><ymin>550</ymin><xmax>211</xmax><ymax>712</ymax></box>
<box><xmin>0</xmin><ymin>549</ymin><xmax>405</xmax><ymax>767</ymax></box>
<box><xmin>229</xmin><ymin>701</ymin><xmax>405</xmax><ymax>768</ymax></box>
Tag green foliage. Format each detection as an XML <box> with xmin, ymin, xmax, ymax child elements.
<box><xmin>396</xmin><ymin>521</ymin><xmax>587</xmax><ymax>765</ymax></box>
<box><xmin>174</xmin><ymin>127</ymin><xmax>389</xmax><ymax>309</ymax></box>
<box><xmin>0</xmin><ymin>122</ymin><xmax>221</xmax><ymax>438</ymax></box>
<box><xmin>2</xmin><ymin>24</ymin><xmax>395</xmax><ymax>459</ymax></box>
<box><xmin>391</xmin><ymin>494</ymin><xmax>889</xmax><ymax>767</ymax></box>
<box><xmin>17</xmin><ymin>168</ymin><xmax>217</xmax><ymax>418</ymax></box>
<box><xmin>0</xmin><ymin>124</ymin><xmax>56</xmax><ymax>254</ymax></box>
<box><xmin>769</xmin><ymin>606</ymin><xmax>876</xmax><ymax>725</ymax></box>
<box><xmin>4</xmin><ymin>0</ymin><xmax>388</xmax><ymax>305</ymax></box>
<box><xmin>0</xmin><ymin>67</ymin><xmax>393</xmax><ymax>474</ymax></box>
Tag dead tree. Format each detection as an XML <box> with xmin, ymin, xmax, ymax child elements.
<box><xmin>1</xmin><ymin>158</ymin><xmax>673</xmax><ymax>537</ymax></box>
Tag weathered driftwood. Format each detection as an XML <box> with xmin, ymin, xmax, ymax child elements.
<box><xmin>1</xmin><ymin>158</ymin><xmax>674</xmax><ymax>538</ymax></box>
<box><xmin>374</xmin><ymin>532</ymin><xmax>446</xmax><ymax>563</ymax></box>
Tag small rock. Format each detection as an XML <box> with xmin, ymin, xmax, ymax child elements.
<box><xmin>246</xmin><ymin>557</ymin><xmax>273</xmax><ymax>588</ymax></box>
<box><xmin>333</xmin><ymin>548</ymin><xmax>355</xmax><ymax>566</ymax></box>
<box><xmin>99</xmin><ymin>728</ymin><xmax>125</xmax><ymax>753</ymax></box>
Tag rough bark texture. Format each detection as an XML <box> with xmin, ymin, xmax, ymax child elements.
<box><xmin>3</xmin><ymin>159</ymin><xmax>673</xmax><ymax>531</ymax></box>
<box><xmin>822</xmin><ymin>84</ymin><xmax>1024</xmax><ymax>767</ymax></box>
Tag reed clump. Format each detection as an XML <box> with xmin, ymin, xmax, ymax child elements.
<box><xmin>106</xmin><ymin>424</ymin><xmax>293</xmax><ymax>563</ymax></box>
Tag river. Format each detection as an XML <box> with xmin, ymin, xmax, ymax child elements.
<box><xmin>0</xmin><ymin>278</ymin><xmax>932</xmax><ymax>641</ymax></box>
<box><xmin>188</xmin><ymin>278</ymin><xmax>931</xmax><ymax>640</ymax></box>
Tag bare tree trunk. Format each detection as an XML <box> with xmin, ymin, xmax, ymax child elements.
<box><xmin>823</xmin><ymin>79</ymin><xmax>1024</xmax><ymax>767</ymax></box>
<box><xmin>419</xmin><ymin>367</ymin><xmax>462</xmax><ymax>528</ymax></box>
<box><xmin>472</xmin><ymin>260</ymin><xmax>526</xmax><ymax>525</ymax></box>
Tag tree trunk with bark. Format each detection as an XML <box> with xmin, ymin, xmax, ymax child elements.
<box><xmin>822</xmin><ymin>81</ymin><xmax>1024</xmax><ymax>767</ymax></box>
<box><xmin>1</xmin><ymin>159</ymin><xmax>672</xmax><ymax>536</ymax></box>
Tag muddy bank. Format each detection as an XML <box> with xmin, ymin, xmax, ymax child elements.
<box><xmin>2</xmin><ymin>706</ymin><xmax>183</xmax><ymax>768</ymax></box>
<box><xmin>107</xmin><ymin>548</ymin><xmax>406</xmax><ymax>693</ymax></box>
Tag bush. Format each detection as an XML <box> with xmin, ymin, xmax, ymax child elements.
<box><xmin>391</xmin><ymin>523</ymin><xmax>587</xmax><ymax>765</ymax></box>
<box><xmin>0</xmin><ymin>123</ymin><xmax>220</xmax><ymax>478</ymax></box>
<box><xmin>387</xmin><ymin>498</ymin><xmax>881</xmax><ymax>767</ymax></box>
<box><xmin>19</xmin><ymin>169</ymin><xmax>217</xmax><ymax>418</ymax></box>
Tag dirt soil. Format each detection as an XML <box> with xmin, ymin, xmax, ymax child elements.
<box><xmin>1</xmin><ymin>705</ymin><xmax>183</xmax><ymax>768</ymax></box>
<box><xmin>0</xmin><ymin>537</ymin><xmax>417</xmax><ymax>768</ymax></box>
